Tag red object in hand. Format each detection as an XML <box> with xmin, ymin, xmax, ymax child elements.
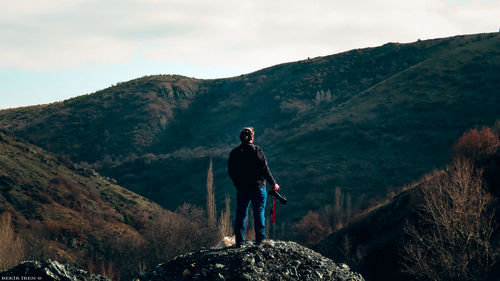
<box><xmin>271</xmin><ymin>197</ymin><xmax>276</xmax><ymax>223</ymax></box>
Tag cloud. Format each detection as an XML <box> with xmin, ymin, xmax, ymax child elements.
<box><xmin>0</xmin><ymin>0</ymin><xmax>498</xmax><ymax>72</ymax></box>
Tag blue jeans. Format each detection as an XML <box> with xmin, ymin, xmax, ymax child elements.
<box><xmin>234</xmin><ymin>187</ymin><xmax>267</xmax><ymax>246</ymax></box>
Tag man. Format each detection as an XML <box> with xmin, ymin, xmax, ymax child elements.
<box><xmin>228</xmin><ymin>127</ymin><xmax>280</xmax><ymax>247</ymax></box>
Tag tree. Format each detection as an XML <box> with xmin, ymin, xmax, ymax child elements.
<box><xmin>206</xmin><ymin>158</ymin><xmax>216</xmax><ymax>228</ymax></box>
<box><xmin>0</xmin><ymin>212</ymin><xmax>25</xmax><ymax>271</ymax></box>
<box><xmin>401</xmin><ymin>159</ymin><xmax>496</xmax><ymax>281</ymax></box>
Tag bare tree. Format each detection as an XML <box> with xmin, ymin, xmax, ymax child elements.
<box><xmin>401</xmin><ymin>159</ymin><xmax>496</xmax><ymax>281</ymax></box>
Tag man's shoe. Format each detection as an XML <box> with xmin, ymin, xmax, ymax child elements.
<box><xmin>256</xmin><ymin>239</ymin><xmax>275</xmax><ymax>247</ymax></box>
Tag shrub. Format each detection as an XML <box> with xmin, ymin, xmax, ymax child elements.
<box><xmin>294</xmin><ymin>211</ymin><xmax>329</xmax><ymax>246</ymax></box>
<box><xmin>452</xmin><ymin>127</ymin><xmax>499</xmax><ymax>162</ymax></box>
<box><xmin>293</xmin><ymin>187</ymin><xmax>355</xmax><ymax>245</ymax></box>
<box><xmin>145</xmin><ymin>205</ymin><xmax>219</xmax><ymax>263</ymax></box>
<box><xmin>42</xmin><ymin>220</ymin><xmax>61</xmax><ymax>235</ymax></box>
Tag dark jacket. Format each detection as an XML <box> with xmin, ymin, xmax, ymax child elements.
<box><xmin>228</xmin><ymin>142</ymin><xmax>276</xmax><ymax>190</ymax></box>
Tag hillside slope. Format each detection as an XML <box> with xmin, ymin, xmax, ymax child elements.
<box><xmin>0</xmin><ymin>32</ymin><xmax>499</xmax><ymax>222</ymax></box>
<box><xmin>315</xmin><ymin>152</ymin><xmax>500</xmax><ymax>281</ymax></box>
<box><xmin>0</xmin><ymin>130</ymin><xmax>181</xmax><ymax>278</ymax></box>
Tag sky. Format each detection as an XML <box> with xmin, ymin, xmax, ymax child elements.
<box><xmin>1</xmin><ymin>0</ymin><xmax>499</xmax><ymax>109</ymax></box>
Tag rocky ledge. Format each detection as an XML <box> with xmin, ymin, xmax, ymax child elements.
<box><xmin>138</xmin><ymin>240</ymin><xmax>364</xmax><ymax>281</ymax></box>
<box><xmin>0</xmin><ymin>260</ymin><xmax>110</xmax><ymax>281</ymax></box>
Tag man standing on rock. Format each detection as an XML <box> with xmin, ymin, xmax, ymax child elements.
<box><xmin>228</xmin><ymin>127</ymin><xmax>280</xmax><ymax>247</ymax></box>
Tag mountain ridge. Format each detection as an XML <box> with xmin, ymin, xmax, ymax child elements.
<box><xmin>0</xmin><ymin>32</ymin><xmax>499</xmax><ymax>224</ymax></box>
<box><xmin>0</xmin><ymin>129</ymin><xmax>222</xmax><ymax>280</ymax></box>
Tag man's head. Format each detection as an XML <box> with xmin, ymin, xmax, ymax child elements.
<box><xmin>240</xmin><ymin>127</ymin><xmax>255</xmax><ymax>143</ymax></box>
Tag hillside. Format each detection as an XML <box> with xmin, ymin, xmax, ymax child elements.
<box><xmin>0</xmin><ymin>130</ymin><xmax>218</xmax><ymax>280</ymax></box>
<box><xmin>0</xmin><ymin>32</ymin><xmax>499</xmax><ymax>224</ymax></box>
<box><xmin>314</xmin><ymin>151</ymin><xmax>500</xmax><ymax>281</ymax></box>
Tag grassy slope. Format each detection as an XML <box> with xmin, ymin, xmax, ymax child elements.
<box><xmin>0</xmin><ymin>33</ymin><xmax>499</xmax><ymax>222</ymax></box>
<box><xmin>0</xmin><ymin>130</ymin><xmax>167</xmax><ymax>264</ymax></box>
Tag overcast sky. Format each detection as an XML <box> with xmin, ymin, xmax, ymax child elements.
<box><xmin>1</xmin><ymin>0</ymin><xmax>499</xmax><ymax>109</ymax></box>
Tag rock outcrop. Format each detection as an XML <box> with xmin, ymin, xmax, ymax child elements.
<box><xmin>138</xmin><ymin>240</ymin><xmax>364</xmax><ymax>281</ymax></box>
<box><xmin>0</xmin><ymin>260</ymin><xmax>110</xmax><ymax>281</ymax></box>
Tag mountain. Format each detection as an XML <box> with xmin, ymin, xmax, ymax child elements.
<box><xmin>0</xmin><ymin>32</ymin><xmax>499</xmax><ymax>224</ymax></box>
<box><xmin>0</xmin><ymin>130</ymin><xmax>218</xmax><ymax>280</ymax></box>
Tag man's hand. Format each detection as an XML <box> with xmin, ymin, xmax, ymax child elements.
<box><xmin>272</xmin><ymin>183</ymin><xmax>280</xmax><ymax>191</ymax></box>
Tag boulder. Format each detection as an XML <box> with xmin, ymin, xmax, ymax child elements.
<box><xmin>0</xmin><ymin>260</ymin><xmax>110</xmax><ymax>281</ymax></box>
<box><xmin>138</xmin><ymin>240</ymin><xmax>364</xmax><ymax>281</ymax></box>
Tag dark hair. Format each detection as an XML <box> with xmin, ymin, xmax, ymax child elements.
<box><xmin>240</xmin><ymin>127</ymin><xmax>255</xmax><ymax>143</ymax></box>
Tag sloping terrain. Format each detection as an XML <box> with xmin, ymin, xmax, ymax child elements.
<box><xmin>0</xmin><ymin>130</ymin><xmax>171</xmax><ymax>278</ymax></box>
<box><xmin>315</xmin><ymin>151</ymin><xmax>500</xmax><ymax>281</ymax></box>
<box><xmin>0</xmin><ymin>33</ymin><xmax>499</xmax><ymax>222</ymax></box>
